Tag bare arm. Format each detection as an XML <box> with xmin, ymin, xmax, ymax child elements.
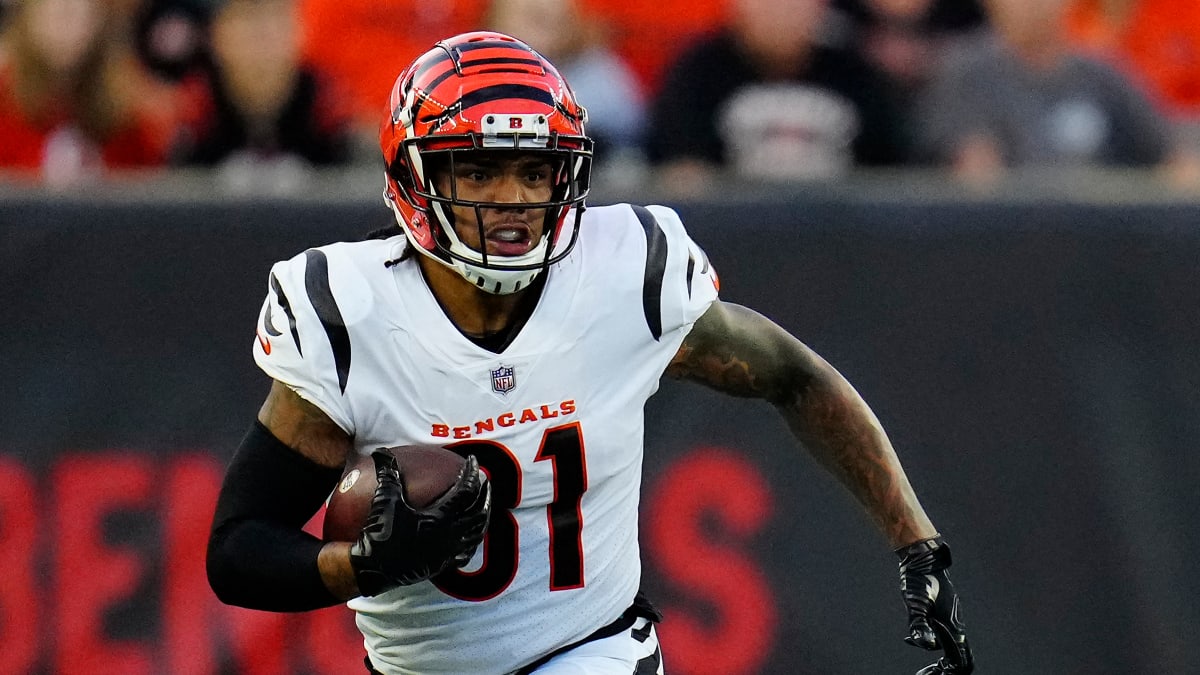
<box><xmin>666</xmin><ymin>301</ymin><xmax>936</xmax><ymax>548</ymax></box>
<box><xmin>257</xmin><ymin>379</ymin><xmax>353</xmax><ymax>469</ymax></box>
<box><xmin>256</xmin><ymin>381</ymin><xmax>360</xmax><ymax>600</ymax></box>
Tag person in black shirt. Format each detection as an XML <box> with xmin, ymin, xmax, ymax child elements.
<box><xmin>172</xmin><ymin>0</ymin><xmax>353</xmax><ymax>190</ymax></box>
<box><xmin>645</xmin><ymin>0</ymin><xmax>910</xmax><ymax>194</ymax></box>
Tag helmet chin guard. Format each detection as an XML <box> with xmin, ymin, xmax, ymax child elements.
<box><xmin>386</xmin><ymin>193</ymin><xmax>581</xmax><ymax>294</ymax></box>
<box><xmin>379</xmin><ymin>32</ymin><xmax>592</xmax><ymax>295</ymax></box>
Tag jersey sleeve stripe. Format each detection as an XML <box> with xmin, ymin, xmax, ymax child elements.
<box><xmin>302</xmin><ymin>249</ymin><xmax>352</xmax><ymax>393</ymax></box>
<box><xmin>262</xmin><ymin>291</ymin><xmax>283</xmax><ymax>337</ymax></box>
<box><xmin>269</xmin><ymin>273</ymin><xmax>303</xmax><ymax>355</ymax></box>
<box><xmin>684</xmin><ymin>248</ymin><xmax>713</xmax><ymax>301</ymax></box>
<box><xmin>685</xmin><ymin>255</ymin><xmax>695</xmax><ymax>300</ymax></box>
<box><xmin>632</xmin><ymin>205</ymin><xmax>668</xmax><ymax>341</ymax></box>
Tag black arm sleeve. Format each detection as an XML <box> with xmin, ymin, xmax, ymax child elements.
<box><xmin>206</xmin><ymin>421</ymin><xmax>345</xmax><ymax>611</ymax></box>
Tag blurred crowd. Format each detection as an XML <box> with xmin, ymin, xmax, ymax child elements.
<box><xmin>2</xmin><ymin>0</ymin><xmax>1199</xmax><ymax>193</ymax></box>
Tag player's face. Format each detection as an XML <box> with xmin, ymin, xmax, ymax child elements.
<box><xmin>432</xmin><ymin>152</ymin><xmax>556</xmax><ymax>258</ymax></box>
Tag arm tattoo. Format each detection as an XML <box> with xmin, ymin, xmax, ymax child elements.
<box><xmin>666</xmin><ymin>302</ymin><xmax>808</xmax><ymax>402</ymax></box>
<box><xmin>777</xmin><ymin>372</ymin><xmax>933</xmax><ymax>546</ymax></box>
<box><xmin>257</xmin><ymin>381</ymin><xmax>353</xmax><ymax>469</ymax></box>
<box><xmin>666</xmin><ymin>339</ymin><xmax>769</xmax><ymax>398</ymax></box>
<box><xmin>669</xmin><ymin>302</ymin><xmax>935</xmax><ymax>547</ymax></box>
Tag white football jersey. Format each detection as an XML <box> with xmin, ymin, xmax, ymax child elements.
<box><xmin>252</xmin><ymin>203</ymin><xmax>719</xmax><ymax>675</ymax></box>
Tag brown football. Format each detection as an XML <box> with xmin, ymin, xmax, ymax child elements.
<box><xmin>322</xmin><ymin>445</ymin><xmax>466</xmax><ymax>542</ymax></box>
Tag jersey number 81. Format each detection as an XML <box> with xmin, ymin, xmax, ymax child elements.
<box><xmin>439</xmin><ymin>422</ymin><xmax>586</xmax><ymax>601</ymax></box>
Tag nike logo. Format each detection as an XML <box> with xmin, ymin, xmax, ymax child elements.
<box><xmin>256</xmin><ymin>330</ymin><xmax>272</xmax><ymax>355</ymax></box>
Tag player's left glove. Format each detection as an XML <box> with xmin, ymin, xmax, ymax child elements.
<box><xmin>350</xmin><ymin>450</ymin><xmax>491</xmax><ymax>596</ymax></box>
<box><xmin>896</xmin><ymin>536</ymin><xmax>974</xmax><ymax>675</ymax></box>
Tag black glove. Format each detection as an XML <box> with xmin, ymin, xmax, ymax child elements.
<box><xmin>350</xmin><ymin>450</ymin><xmax>491</xmax><ymax>596</ymax></box>
<box><xmin>897</xmin><ymin>536</ymin><xmax>974</xmax><ymax>675</ymax></box>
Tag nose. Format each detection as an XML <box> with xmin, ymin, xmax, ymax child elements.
<box><xmin>491</xmin><ymin>173</ymin><xmax>529</xmax><ymax>208</ymax></box>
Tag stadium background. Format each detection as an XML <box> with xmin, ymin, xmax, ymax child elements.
<box><xmin>2</xmin><ymin>169</ymin><xmax>1199</xmax><ymax>674</ymax></box>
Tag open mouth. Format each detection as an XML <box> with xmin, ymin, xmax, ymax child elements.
<box><xmin>484</xmin><ymin>224</ymin><xmax>534</xmax><ymax>256</ymax></box>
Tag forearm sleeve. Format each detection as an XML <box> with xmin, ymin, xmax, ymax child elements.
<box><xmin>206</xmin><ymin>421</ymin><xmax>345</xmax><ymax>611</ymax></box>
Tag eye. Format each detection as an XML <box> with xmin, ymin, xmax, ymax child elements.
<box><xmin>524</xmin><ymin>166</ymin><xmax>553</xmax><ymax>183</ymax></box>
<box><xmin>455</xmin><ymin>165</ymin><xmax>490</xmax><ymax>183</ymax></box>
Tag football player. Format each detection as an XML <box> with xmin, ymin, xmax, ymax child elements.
<box><xmin>206</xmin><ymin>31</ymin><xmax>974</xmax><ymax>675</ymax></box>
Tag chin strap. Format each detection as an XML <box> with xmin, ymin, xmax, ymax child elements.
<box><xmin>388</xmin><ymin>199</ymin><xmax>550</xmax><ymax>295</ymax></box>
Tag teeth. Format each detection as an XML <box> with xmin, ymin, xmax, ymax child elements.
<box><xmin>492</xmin><ymin>229</ymin><xmax>525</xmax><ymax>242</ymax></box>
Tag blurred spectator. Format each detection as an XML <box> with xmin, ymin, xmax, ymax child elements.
<box><xmin>645</xmin><ymin>0</ymin><xmax>909</xmax><ymax>194</ymax></box>
<box><xmin>575</xmin><ymin>0</ymin><xmax>725</xmax><ymax>91</ymax></box>
<box><xmin>831</xmin><ymin>0</ymin><xmax>985</xmax><ymax>107</ymax></box>
<box><xmin>172</xmin><ymin>0</ymin><xmax>354</xmax><ymax>192</ymax></box>
<box><xmin>485</xmin><ymin>0</ymin><xmax>647</xmax><ymax>179</ymax></box>
<box><xmin>916</xmin><ymin>0</ymin><xmax>1196</xmax><ymax>184</ymax></box>
<box><xmin>0</xmin><ymin>0</ymin><xmax>178</xmax><ymax>185</ymax></box>
<box><xmin>1065</xmin><ymin>0</ymin><xmax>1200</xmax><ymax>125</ymax></box>
<box><xmin>299</xmin><ymin>0</ymin><xmax>486</xmax><ymax>135</ymax></box>
<box><xmin>134</xmin><ymin>0</ymin><xmax>212</xmax><ymax>82</ymax></box>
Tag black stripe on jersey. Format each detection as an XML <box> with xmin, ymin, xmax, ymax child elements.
<box><xmin>685</xmin><ymin>255</ymin><xmax>695</xmax><ymax>300</ymax></box>
<box><xmin>269</xmin><ymin>273</ymin><xmax>303</xmax><ymax>355</ymax></box>
<box><xmin>302</xmin><ymin>250</ymin><xmax>351</xmax><ymax>393</ymax></box>
<box><xmin>633</xmin><ymin>205</ymin><xmax>667</xmax><ymax>341</ymax></box>
<box><xmin>262</xmin><ymin>292</ymin><xmax>283</xmax><ymax>337</ymax></box>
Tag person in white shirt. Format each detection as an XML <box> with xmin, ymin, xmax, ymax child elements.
<box><xmin>205</xmin><ymin>30</ymin><xmax>975</xmax><ymax>675</ymax></box>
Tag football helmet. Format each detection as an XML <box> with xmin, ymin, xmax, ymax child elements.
<box><xmin>380</xmin><ymin>31</ymin><xmax>593</xmax><ymax>294</ymax></box>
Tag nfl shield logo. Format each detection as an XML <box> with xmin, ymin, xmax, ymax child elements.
<box><xmin>491</xmin><ymin>365</ymin><xmax>516</xmax><ymax>394</ymax></box>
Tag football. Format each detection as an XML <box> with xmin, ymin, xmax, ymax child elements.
<box><xmin>322</xmin><ymin>445</ymin><xmax>466</xmax><ymax>542</ymax></box>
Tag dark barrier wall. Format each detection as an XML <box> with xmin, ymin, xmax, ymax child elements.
<box><xmin>3</xmin><ymin>188</ymin><xmax>1199</xmax><ymax>674</ymax></box>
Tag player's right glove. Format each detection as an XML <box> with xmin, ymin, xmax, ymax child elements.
<box><xmin>349</xmin><ymin>450</ymin><xmax>491</xmax><ymax>596</ymax></box>
<box><xmin>897</xmin><ymin>536</ymin><xmax>974</xmax><ymax>675</ymax></box>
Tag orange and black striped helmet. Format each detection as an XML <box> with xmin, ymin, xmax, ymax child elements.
<box><xmin>380</xmin><ymin>31</ymin><xmax>593</xmax><ymax>294</ymax></box>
